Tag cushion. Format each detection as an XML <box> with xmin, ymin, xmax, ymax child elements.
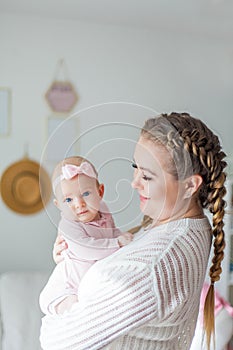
<box><xmin>0</xmin><ymin>271</ymin><xmax>49</xmax><ymax>350</ymax></box>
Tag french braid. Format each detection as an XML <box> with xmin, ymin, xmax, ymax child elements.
<box><xmin>141</xmin><ymin>112</ymin><xmax>227</xmax><ymax>350</ymax></box>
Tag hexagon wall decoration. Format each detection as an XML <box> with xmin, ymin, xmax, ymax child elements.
<box><xmin>45</xmin><ymin>81</ymin><xmax>78</xmax><ymax>113</ymax></box>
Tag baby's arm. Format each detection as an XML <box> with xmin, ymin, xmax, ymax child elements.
<box><xmin>108</xmin><ymin>213</ymin><xmax>134</xmax><ymax>246</ymax></box>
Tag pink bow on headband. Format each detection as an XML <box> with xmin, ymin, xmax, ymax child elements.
<box><xmin>62</xmin><ymin>162</ymin><xmax>97</xmax><ymax>180</ymax></box>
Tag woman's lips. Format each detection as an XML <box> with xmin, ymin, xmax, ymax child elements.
<box><xmin>140</xmin><ymin>195</ymin><xmax>149</xmax><ymax>203</ymax></box>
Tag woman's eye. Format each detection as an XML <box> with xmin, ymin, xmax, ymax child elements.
<box><xmin>82</xmin><ymin>191</ymin><xmax>90</xmax><ymax>197</ymax></box>
<box><xmin>132</xmin><ymin>162</ymin><xmax>137</xmax><ymax>169</ymax></box>
<box><xmin>65</xmin><ymin>197</ymin><xmax>72</xmax><ymax>203</ymax></box>
<box><xmin>142</xmin><ymin>175</ymin><xmax>152</xmax><ymax>181</ymax></box>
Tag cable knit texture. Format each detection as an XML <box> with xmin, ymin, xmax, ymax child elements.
<box><xmin>40</xmin><ymin>217</ymin><xmax>211</xmax><ymax>350</ymax></box>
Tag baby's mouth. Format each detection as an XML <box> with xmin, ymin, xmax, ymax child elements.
<box><xmin>77</xmin><ymin>210</ymin><xmax>88</xmax><ymax>215</ymax></box>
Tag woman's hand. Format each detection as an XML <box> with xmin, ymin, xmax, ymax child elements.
<box><xmin>53</xmin><ymin>235</ymin><xmax>68</xmax><ymax>264</ymax></box>
<box><xmin>55</xmin><ymin>295</ymin><xmax>78</xmax><ymax>314</ymax></box>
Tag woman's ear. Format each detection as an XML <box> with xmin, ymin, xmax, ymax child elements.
<box><xmin>184</xmin><ymin>175</ymin><xmax>203</xmax><ymax>198</ymax></box>
<box><xmin>98</xmin><ymin>183</ymin><xmax>105</xmax><ymax>198</ymax></box>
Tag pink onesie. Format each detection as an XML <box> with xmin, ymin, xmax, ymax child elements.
<box><xmin>39</xmin><ymin>206</ymin><xmax>122</xmax><ymax>315</ymax></box>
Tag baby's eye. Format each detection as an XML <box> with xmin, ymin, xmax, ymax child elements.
<box><xmin>65</xmin><ymin>197</ymin><xmax>72</xmax><ymax>203</ymax></box>
<box><xmin>131</xmin><ymin>162</ymin><xmax>137</xmax><ymax>169</ymax></box>
<box><xmin>82</xmin><ymin>191</ymin><xmax>90</xmax><ymax>197</ymax></box>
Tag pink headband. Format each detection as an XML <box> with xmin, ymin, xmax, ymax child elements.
<box><xmin>53</xmin><ymin>162</ymin><xmax>97</xmax><ymax>193</ymax></box>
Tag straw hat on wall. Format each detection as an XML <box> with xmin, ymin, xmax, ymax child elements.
<box><xmin>0</xmin><ymin>157</ymin><xmax>51</xmax><ymax>215</ymax></box>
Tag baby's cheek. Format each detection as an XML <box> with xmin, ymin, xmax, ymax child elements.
<box><xmin>89</xmin><ymin>199</ymin><xmax>101</xmax><ymax>211</ymax></box>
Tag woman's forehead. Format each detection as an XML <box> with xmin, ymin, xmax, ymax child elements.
<box><xmin>134</xmin><ymin>137</ymin><xmax>170</xmax><ymax>166</ymax></box>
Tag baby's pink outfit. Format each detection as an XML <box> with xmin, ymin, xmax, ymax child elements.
<box><xmin>39</xmin><ymin>204</ymin><xmax>122</xmax><ymax>314</ymax></box>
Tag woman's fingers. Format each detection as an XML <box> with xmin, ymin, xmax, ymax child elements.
<box><xmin>53</xmin><ymin>235</ymin><xmax>68</xmax><ymax>264</ymax></box>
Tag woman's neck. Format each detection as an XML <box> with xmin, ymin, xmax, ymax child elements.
<box><xmin>152</xmin><ymin>200</ymin><xmax>204</xmax><ymax>227</ymax></box>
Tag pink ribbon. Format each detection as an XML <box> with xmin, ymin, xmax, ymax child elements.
<box><xmin>53</xmin><ymin>162</ymin><xmax>97</xmax><ymax>194</ymax></box>
<box><xmin>62</xmin><ymin>162</ymin><xmax>97</xmax><ymax>180</ymax></box>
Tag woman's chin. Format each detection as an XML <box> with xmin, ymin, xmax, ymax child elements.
<box><xmin>140</xmin><ymin>202</ymin><xmax>149</xmax><ymax>215</ymax></box>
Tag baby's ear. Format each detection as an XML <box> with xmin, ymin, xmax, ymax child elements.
<box><xmin>98</xmin><ymin>183</ymin><xmax>105</xmax><ymax>198</ymax></box>
<box><xmin>184</xmin><ymin>175</ymin><xmax>203</xmax><ymax>198</ymax></box>
<box><xmin>53</xmin><ymin>198</ymin><xmax>59</xmax><ymax>208</ymax></box>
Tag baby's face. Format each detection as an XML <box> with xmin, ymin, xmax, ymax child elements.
<box><xmin>56</xmin><ymin>174</ymin><xmax>104</xmax><ymax>223</ymax></box>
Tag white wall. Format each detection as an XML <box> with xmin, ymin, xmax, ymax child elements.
<box><xmin>0</xmin><ymin>13</ymin><xmax>233</xmax><ymax>274</ymax></box>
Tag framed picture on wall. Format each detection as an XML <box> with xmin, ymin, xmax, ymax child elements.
<box><xmin>0</xmin><ymin>88</ymin><xmax>11</xmax><ymax>136</ymax></box>
<box><xmin>45</xmin><ymin>115</ymin><xmax>79</xmax><ymax>163</ymax></box>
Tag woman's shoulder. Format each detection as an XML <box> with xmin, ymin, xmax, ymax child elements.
<box><xmin>146</xmin><ymin>216</ymin><xmax>211</xmax><ymax>238</ymax></box>
<box><xmin>124</xmin><ymin>217</ymin><xmax>211</xmax><ymax>261</ymax></box>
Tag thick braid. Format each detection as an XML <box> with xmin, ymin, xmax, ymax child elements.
<box><xmin>177</xmin><ymin>117</ymin><xmax>227</xmax><ymax>282</ymax></box>
<box><xmin>203</xmin><ymin>166</ymin><xmax>226</xmax><ymax>350</ymax></box>
<box><xmin>166</xmin><ymin>113</ymin><xmax>227</xmax><ymax>350</ymax></box>
<box><xmin>142</xmin><ymin>112</ymin><xmax>227</xmax><ymax>350</ymax></box>
<box><xmin>180</xmin><ymin>119</ymin><xmax>226</xmax><ymax>349</ymax></box>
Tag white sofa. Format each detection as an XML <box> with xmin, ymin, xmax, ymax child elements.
<box><xmin>0</xmin><ymin>271</ymin><xmax>49</xmax><ymax>350</ymax></box>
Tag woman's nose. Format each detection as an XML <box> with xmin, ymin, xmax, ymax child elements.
<box><xmin>131</xmin><ymin>172</ymin><xmax>143</xmax><ymax>190</ymax></box>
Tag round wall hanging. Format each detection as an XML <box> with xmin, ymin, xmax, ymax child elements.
<box><xmin>0</xmin><ymin>157</ymin><xmax>51</xmax><ymax>214</ymax></box>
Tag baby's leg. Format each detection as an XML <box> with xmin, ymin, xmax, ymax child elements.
<box><xmin>55</xmin><ymin>294</ymin><xmax>78</xmax><ymax>314</ymax></box>
<box><xmin>39</xmin><ymin>260</ymin><xmax>70</xmax><ymax>314</ymax></box>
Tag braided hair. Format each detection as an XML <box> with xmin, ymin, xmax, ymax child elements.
<box><xmin>139</xmin><ymin>112</ymin><xmax>227</xmax><ymax>350</ymax></box>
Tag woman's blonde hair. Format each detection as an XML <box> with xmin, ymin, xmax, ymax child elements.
<box><xmin>132</xmin><ymin>112</ymin><xmax>227</xmax><ymax>350</ymax></box>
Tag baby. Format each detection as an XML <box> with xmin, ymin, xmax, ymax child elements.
<box><xmin>39</xmin><ymin>156</ymin><xmax>133</xmax><ymax>315</ymax></box>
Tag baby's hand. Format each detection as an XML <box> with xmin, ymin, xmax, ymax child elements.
<box><xmin>118</xmin><ymin>232</ymin><xmax>133</xmax><ymax>247</ymax></box>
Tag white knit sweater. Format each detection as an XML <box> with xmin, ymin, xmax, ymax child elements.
<box><xmin>40</xmin><ymin>217</ymin><xmax>212</xmax><ymax>350</ymax></box>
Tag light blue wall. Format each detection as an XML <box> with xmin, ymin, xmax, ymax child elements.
<box><xmin>0</xmin><ymin>13</ymin><xmax>233</xmax><ymax>274</ymax></box>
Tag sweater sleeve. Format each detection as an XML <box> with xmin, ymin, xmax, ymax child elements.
<box><xmin>40</xmin><ymin>260</ymin><xmax>158</xmax><ymax>350</ymax></box>
<box><xmin>59</xmin><ymin>219</ymin><xmax>120</xmax><ymax>260</ymax></box>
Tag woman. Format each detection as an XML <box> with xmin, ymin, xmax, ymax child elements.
<box><xmin>40</xmin><ymin>112</ymin><xmax>227</xmax><ymax>350</ymax></box>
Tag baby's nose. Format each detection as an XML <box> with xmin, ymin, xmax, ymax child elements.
<box><xmin>74</xmin><ymin>197</ymin><xmax>86</xmax><ymax>208</ymax></box>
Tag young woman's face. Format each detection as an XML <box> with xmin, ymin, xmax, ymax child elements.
<box><xmin>132</xmin><ymin>136</ymin><xmax>188</xmax><ymax>224</ymax></box>
<box><xmin>55</xmin><ymin>174</ymin><xmax>104</xmax><ymax>223</ymax></box>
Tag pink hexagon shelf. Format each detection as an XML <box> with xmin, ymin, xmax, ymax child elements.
<box><xmin>45</xmin><ymin>81</ymin><xmax>78</xmax><ymax>113</ymax></box>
